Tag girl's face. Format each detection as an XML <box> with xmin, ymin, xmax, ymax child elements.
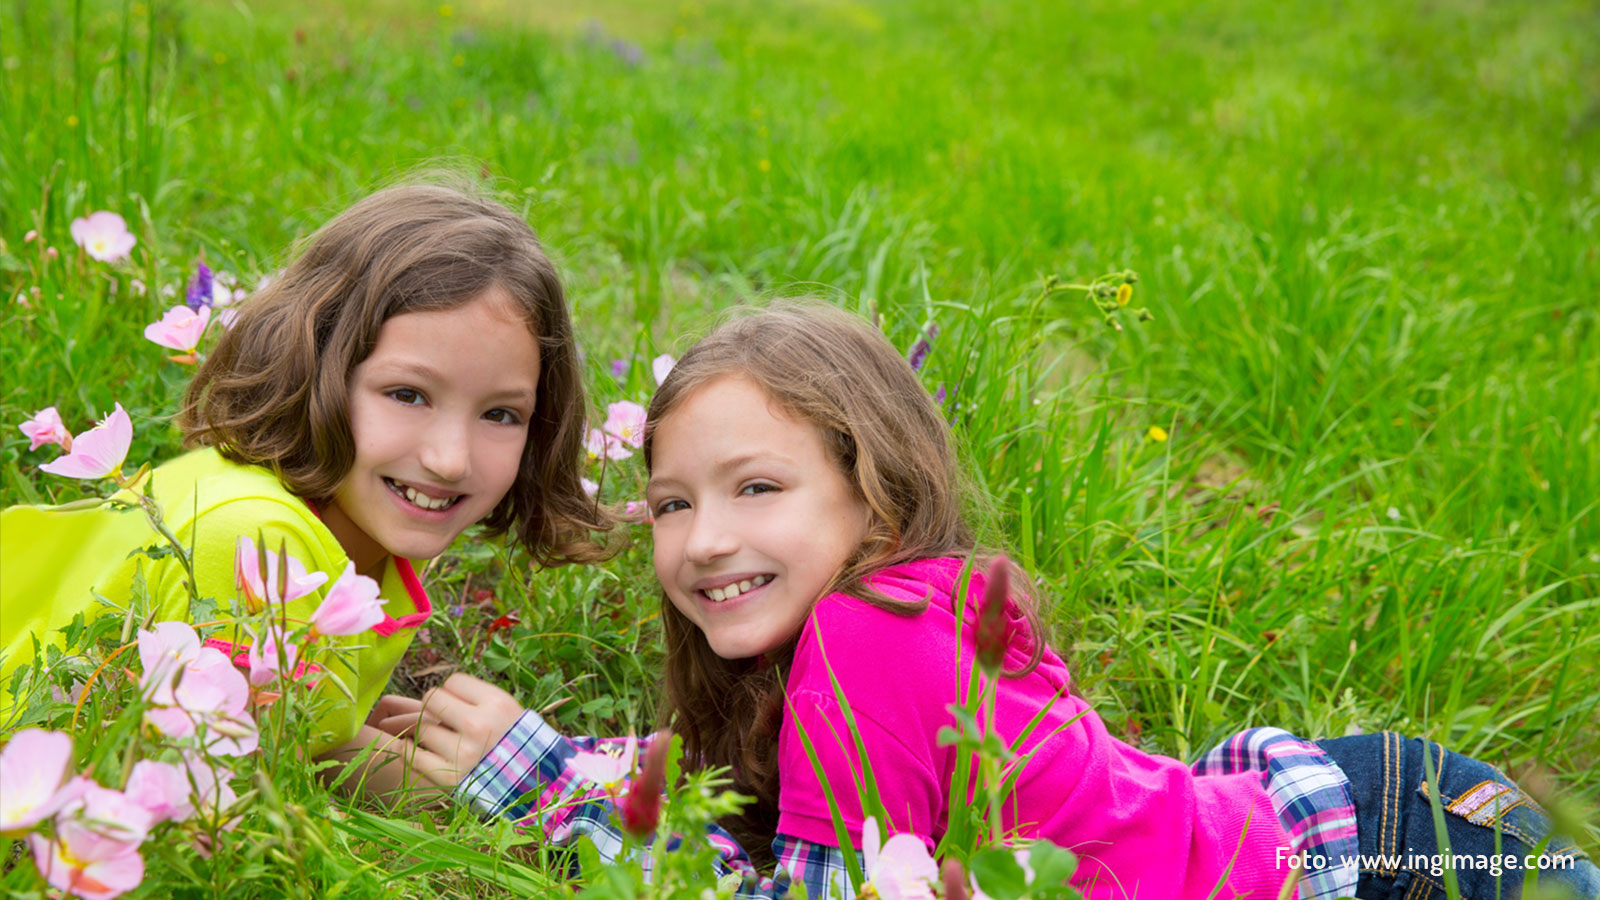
<box><xmin>647</xmin><ymin>375</ymin><xmax>871</xmax><ymax>660</ymax></box>
<box><xmin>322</xmin><ymin>288</ymin><xmax>539</xmax><ymax>574</ymax></box>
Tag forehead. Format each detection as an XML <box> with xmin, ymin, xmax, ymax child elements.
<box><xmin>361</xmin><ymin>289</ymin><xmax>540</xmax><ymax>388</ymax></box>
<box><xmin>651</xmin><ymin>375</ymin><xmax>823</xmax><ymax>468</ymax></box>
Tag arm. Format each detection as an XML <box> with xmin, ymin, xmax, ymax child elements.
<box><xmin>371</xmin><ymin>674</ymin><xmax>854</xmax><ymax>899</ymax></box>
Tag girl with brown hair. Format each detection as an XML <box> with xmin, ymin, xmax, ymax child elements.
<box><xmin>1</xmin><ymin>179</ymin><xmax>610</xmax><ymax>765</ymax></box>
<box><xmin>372</xmin><ymin>303</ymin><xmax>1597</xmax><ymax>900</ymax></box>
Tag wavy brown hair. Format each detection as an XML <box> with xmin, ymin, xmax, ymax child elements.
<box><xmin>642</xmin><ymin>301</ymin><xmax>1043</xmax><ymax>863</ymax></box>
<box><xmin>182</xmin><ymin>178</ymin><xmax>613</xmax><ymax>566</ymax></box>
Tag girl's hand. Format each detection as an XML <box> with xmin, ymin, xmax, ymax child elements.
<box><xmin>318</xmin><ymin>725</ymin><xmax>453</xmax><ymax>803</ymax></box>
<box><xmin>370</xmin><ymin>673</ymin><xmax>526</xmax><ymax>787</ymax></box>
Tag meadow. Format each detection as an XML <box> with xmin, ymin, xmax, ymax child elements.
<box><xmin>2</xmin><ymin>0</ymin><xmax>1598</xmax><ymax>896</ymax></box>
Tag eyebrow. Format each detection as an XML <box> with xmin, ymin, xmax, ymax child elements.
<box><xmin>647</xmin><ymin>452</ymin><xmax>794</xmax><ymax>492</ymax></box>
<box><xmin>366</xmin><ymin>360</ymin><xmax>537</xmax><ymax>406</ymax></box>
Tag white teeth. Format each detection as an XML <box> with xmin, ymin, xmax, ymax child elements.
<box><xmin>704</xmin><ymin>575</ymin><xmax>773</xmax><ymax>602</ymax></box>
<box><xmin>389</xmin><ymin>479</ymin><xmax>458</xmax><ymax>511</ymax></box>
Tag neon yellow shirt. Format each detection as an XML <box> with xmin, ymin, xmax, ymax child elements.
<box><xmin>0</xmin><ymin>448</ymin><xmax>431</xmax><ymax>754</ymax></box>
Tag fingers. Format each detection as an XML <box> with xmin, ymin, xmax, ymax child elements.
<box><xmin>374</xmin><ymin>711</ymin><xmax>442</xmax><ymax>739</ymax></box>
<box><xmin>367</xmin><ymin>694</ymin><xmax>424</xmax><ymax>725</ymax></box>
<box><xmin>437</xmin><ymin>672</ymin><xmax>512</xmax><ymax>705</ymax></box>
<box><xmin>321</xmin><ymin>725</ymin><xmax>463</xmax><ymax>796</ymax></box>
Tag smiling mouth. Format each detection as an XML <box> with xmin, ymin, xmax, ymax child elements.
<box><xmin>701</xmin><ymin>574</ymin><xmax>775</xmax><ymax>603</ymax></box>
<box><xmin>383</xmin><ymin>477</ymin><xmax>463</xmax><ymax>512</ymax></box>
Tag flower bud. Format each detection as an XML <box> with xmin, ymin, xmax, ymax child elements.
<box><xmin>975</xmin><ymin>555</ymin><xmax>1013</xmax><ymax>673</ymax></box>
<box><xmin>941</xmin><ymin>858</ymin><xmax>970</xmax><ymax>900</ymax></box>
<box><xmin>620</xmin><ymin>730</ymin><xmax>670</xmax><ymax>838</ymax></box>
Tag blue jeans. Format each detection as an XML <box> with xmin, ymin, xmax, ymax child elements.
<box><xmin>1317</xmin><ymin>733</ymin><xmax>1600</xmax><ymax>900</ymax></box>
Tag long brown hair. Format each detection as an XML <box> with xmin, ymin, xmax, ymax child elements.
<box><xmin>643</xmin><ymin>301</ymin><xmax>1043</xmax><ymax>862</ymax></box>
<box><xmin>182</xmin><ymin>178</ymin><xmax>613</xmax><ymax>566</ymax></box>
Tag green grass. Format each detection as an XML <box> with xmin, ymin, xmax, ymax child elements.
<box><xmin>2</xmin><ymin>0</ymin><xmax>1597</xmax><ymax>895</ymax></box>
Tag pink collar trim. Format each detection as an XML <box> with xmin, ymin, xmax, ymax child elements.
<box><xmin>372</xmin><ymin>556</ymin><xmax>432</xmax><ymax>636</ymax></box>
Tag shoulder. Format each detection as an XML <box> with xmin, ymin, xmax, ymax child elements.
<box><xmin>803</xmin><ymin>557</ymin><xmax>968</xmax><ymax>636</ymax></box>
<box><xmin>790</xmin><ymin>558</ymin><xmax>969</xmax><ymax>695</ymax></box>
<box><xmin>152</xmin><ymin>449</ymin><xmax>338</xmax><ymax>561</ymax></box>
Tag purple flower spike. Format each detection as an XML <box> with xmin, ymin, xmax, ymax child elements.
<box><xmin>185</xmin><ymin>262</ymin><xmax>215</xmax><ymax>311</ymax></box>
<box><xmin>933</xmin><ymin>383</ymin><xmax>947</xmax><ymax>405</ymax></box>
<box><xmin>907</xmin><ymin>323</ymin><xmax>940</xmax><ymax>372</ymax></box>
<box><xmin>610</xmin><ymin>358</ymin><xmax>630</xmax><ymax>378</ymax></box>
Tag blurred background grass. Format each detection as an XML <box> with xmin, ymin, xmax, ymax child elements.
<box><xmin>3</xmin><ymin>0</ymin><xmax>1597</xmax><ymax>866</ymax></box>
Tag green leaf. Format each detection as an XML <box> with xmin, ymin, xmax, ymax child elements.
<box><xmin>970</xmin><ymin>848</ymin><xmax>1029</xmax><ymax>900</ymax></box>
<box><xmin>1026</xmin><ymin>840</ymin><xmax>1080</xmax><ymax>887</ymax></box>
<box><xmin>785</xmin><ymin>700</ymin><xmax>866</xmax><ymax>892</ymax></box>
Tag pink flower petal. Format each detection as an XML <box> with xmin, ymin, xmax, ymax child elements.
<box><xmin>652</xmin><ymin>353</ymin><xmax>675</xmax><ymax>386</ymax></box>
<box><xmin>69</xmin><ymin>211</ymin><xmax>138</xmax><ymax>264</ymax></box>
<box><xmin>19</xmin><ymin>406</ymin><xmax>70</xmax><ymax>452</ymax></box>
<box><xmin>602</xmin><ymin>401</ymin><xmax>648</xmax><ymax>448</ymax></box>
<box><xmin>142</xmin><ymin>304</ymin><xmax>211</xmax><ymax>353</ymax></box>
<box><xmin>124</xmin><ymin>760</ymin><xmax>194</xmax><ymax>824</ymax></box>
<box><xmin>308</xmin><ymin>562</ymin><xmax>386</xmax><ymax>636</ymax></box>
<box><xmin>39</xmin><ymin>403</ymin><xmax>132</xmax><ymax>480</ymax></box>
<box><xmin>0</xmin><ymin>729</ymin><xmax>77</xmax><ymax>834</ymax></box>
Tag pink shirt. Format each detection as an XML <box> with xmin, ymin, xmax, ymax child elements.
<box><xmin>777</xmin><ymin>557</ymin><xmax>1294</xmax><ymax>899</ymax></box>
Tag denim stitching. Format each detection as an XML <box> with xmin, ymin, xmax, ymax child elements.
<box><xmin>1387</xmin><ymin>732</ymin><xmax>1401</xmax><ymax>875</ymax></box>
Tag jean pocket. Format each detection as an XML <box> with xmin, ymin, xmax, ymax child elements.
<box><xmin>1417</xmin><ymin>764</ymin><xmax>1593</xmax><ymax>875</ymax></box>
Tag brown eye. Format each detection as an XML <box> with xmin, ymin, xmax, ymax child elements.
<box><xmin>389</xmin><ymin>388</ymin><xmax>424</xmax><ymax>405</ymax></box>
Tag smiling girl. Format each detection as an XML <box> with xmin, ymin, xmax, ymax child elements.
<box><xmin>1</xmin><ymin>180</ymin><xmax>611</xmax><ymax>759</ymax></box>
<box><xmin>370</xmin><ymin>303</ymin><xmax>1598</xmax><ymax>899</ymax></box>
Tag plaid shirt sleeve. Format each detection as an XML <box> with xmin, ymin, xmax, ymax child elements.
<box><xmin>455</xmin><ymin>710</ymin><xmax>858</xmax><ymax>900</ymax></box>
<box><xmin>1193</xmin><ymin>726</ymin><xmax>1360</xmax><ymax>900</ymax></box>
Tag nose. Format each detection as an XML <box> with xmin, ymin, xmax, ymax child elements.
<box><xmin>419</xmin><ymin>417</ymin><xmax>472</xmax><ymax>483</ymax></box>
<box><xmin>683</xmin><ymin>503</ymin><xmax>738</xmax><ymax>565</ymax></box>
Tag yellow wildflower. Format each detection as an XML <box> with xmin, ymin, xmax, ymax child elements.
<box><xmin>1117</xmin><ymin>283</ymin><xmax>1133</xmax><ymax>306</ymax></box>
<box><xmin>439</xmin><ymin>4</ymin><xmax>454</xmax><ymax>17</ymax></box>
<box><xmin>758</xmin><ymin>158</ymin><xmax>772</xmax><ymax>173</ymax></box>
<box><xmin>1147</xmin><ymin>425</ymin><xmax>1168</xmax><ymax>442</ymax></box>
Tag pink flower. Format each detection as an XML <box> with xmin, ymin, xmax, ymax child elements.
<box><xmin>580</xmin><ymin>476</ymin><xmax>599</xmax><ymax>496</ymax></box>
<box><xmin>143</xmin><ymin>304</ymin><xmax>211</xmax><ymax>354</ymax></box>
<box><xmin>585</xmin><ymin>427</ymin><xmax>632</xmax><ymax>461</ymax></box>
<box><xmin>623</xmin><ymin>500</ymin><xmax>649</xmax><ymax>519</ymax></box>
<box><xmin>652</xmin><ymin>353</ymin><xmax>675</xmax><ymax>386</ymax></box>
<box><xmin>123</xmin><ymin>760</ymin><xmax>194</xmax><ymax>825</ymax></box>
<box><xmin>139</xmin><ymin>629</ymin><xmax>258</xmax><ymax>756</ymax></box>
<box><xmin>69</xmin><ymin>211</ymin><xmax>137</xmax><ymax>263</ymax></box>
<box><xmin>137</xmin><ymin>621</ymin><xmax>202</xmax><ymax>701</ymax></box>
<box><xmin>569</xmin><ymin>735</ymin><xmax>637</xmax><ymax>796</ymax></box>
<box><xmin>233</xmin><ymin>535</ymin><xmax>329</xmax><ymax>612</ymax></box>
<box><xmin>0</xmin><ymin>729</ymin><xmax>81</xmax><ymax>835</ymax></box>
<box><xmin>603</xmin><ymin>401</ymin><xmax>648</xmax><ymax>448</ymax></box>
<box><xmin>217</xmin><ymin>307</ymin><xmax>239</xmax><ymax>330</ymax></box>
<box><xmin>19</xmin><ymin>406</ymin><xmax>71</xmax><ymax>452</ymax></box>
<box><xmin>58</xmin><ymin>783</ymin><xmax>156</xmax><ymax>845</ymax></box>
<box><xmin>38</xmin><ymin>403</ymin><xmax>132</xmax><ymax>480</ymax></box>
<box><xmin>246</xmin><ymin>624</ymin><xmax>299</xmax><ymax>686</ymax></box>
<box><xmin>861</xmin><ymin>816</ymin><xmax>939</xmax><ymax>900</ymax></box>
<box><xmin>308</xmin><ymin>562</ymin><xmax>386</xmax><ymax>637</ymax></box>
<box><xmin>183</xmin><ymin>754</ymin><xmax>238</xmax><ymax>831</ymax></box>
<box><xmin>29</xmin><ymin>824</ymin><xmax>145</xmax><ymax>900</ymax></box>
